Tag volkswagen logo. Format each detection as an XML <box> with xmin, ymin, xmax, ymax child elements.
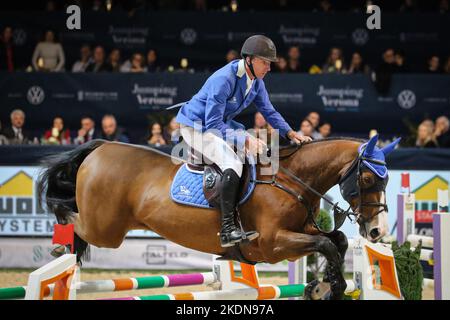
<box><xmin>352</xmin><ymin>28</ymin><xmax>369</xmax><ymax>46</ymax></box>
<box><xmin>180</xmin><ymin>28</ymin><xmax>197</xmax><ymax>45</ymax></box>
<box><xmin>13</xmin><ymin>29</ymin><xmax>27</xmax><ymax>46</ymax></box>
<box><xmin>397</xmin><ymin>90</ymin><xmax>416</xmax><ymax>109</ymax></box>
<box><xmin>27</xmin><ymin>86</ymin><xmax>45</xmax><ymax>105</ymax></box>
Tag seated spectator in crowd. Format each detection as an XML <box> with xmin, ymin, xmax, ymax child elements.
<box><xmin>108</xmin><ymin>48</ymin><xmax>122</xmax><ymax>72</ymax></box>
<box><xmin>130</xmin><ymin>53</ymin><xmax>146</xmax><ymax>73</ymax></box>
<box><xmin>318</xmin><ymin>122</ymin><xmax>332</xmax><ymax>139</ymax></box>
<box><xmin>434</xmin><ymin>116</ymin><xmax>450</xmax><ymax>148</ymax></box>
<box><xmin>100</xmin><ymin>114</ymin><xmax>129</xmax><ymax>143</ymax></box>
<box><xmin>144</xmin><ymin>122</ymin><xmax>167</xmax><ymax>147</ymax></box>
<box><xmin>395</xmin><ymin>50</ymin><xmax>408</xmax><ymax>73</ymax></box>
<box><xmin>322</xmin><ymin>47</ymin><xmax>346</xmax><ymax>74</ymax></box>
<box><xmin>306</xmin><ymin>111</ymin><xmax>322</xmax><ymax>139</ymax></box>
<box><xmin>42</xmin><ymin>116</ymin><xmax>71</xmax><ymax>145</ymax></box>
<box><xmin>0</xmin><ymin>120</ymin><xmax>8</xmax><ymax>145</ymax></box>
<box><xmin>251</xmin><ymin>111</ymin><xmax>274</xmax><ymax>139</ymax></box>
<box><xmin>287</xmin><ymin>46</ymin><xmax>305</xmax><ymax>73</ymax></box>
<box><xmin>73</xmin><ymin>116</ymin><xmax>99</xmax><ymax>145</ymax></box>
<box><xmin>85</xmin><ymin>46</ymin><xmax>111</xmax><ymax>72</ymax></box>
<box><xmin>0</xmin><ymin>26</ymin><xmax>15</xmax><ymax>72</ymax></box>
<box><xmin>426</xmin><ymin>55</ymin><xmax>441</xmax><ymax>74</ymax></box>
<box><xmin>296</xmin><ymin>118</ymin><xmax>315</xmax><ymax>140</ymax></box>
<box><xmin>32</xmin><ymin>30</ymin><xmax>65</xmax><ymax>72</ymax></box>
<box><xmin>374</xmin><ymin>48</ymin><xmax>398</xmax><ymax>95</ymax></box>
<box><xmin>1</xmin><ymin>109</ymin><xmax>30</xmax><ymax>144</ymax></box>
<box><xmin>225</xmin><ymin>49</ymin><xmax>239</xmax><ymax>63</ymax></box>
<box><xmin>315</xmin><ymin>0</ymin><xmax>333</xmax><ymax>12</ymax></box>
<box><xmin>416</xmin><ymin>121</ymin><xmax>438</xmax><ymax>148</ymax></box>
<box><xmin>163</xmin><ymin>116</ymin><xmax>180</xmax><ymax>145</ymax></box>
<box><xmin>439</xmin><ymin>0</ymin><xmax>449</xmax><ymax>13</ymax></box>
<box><xmin>347</xmin><ymin>52</ymin><xmax>370</xmax><ymax>74</ymax></box>
<box><xmin>400</xmin><ymin>0</ymin><xmax>418</xmax><ymax>12</ymax></box>
<box><xmin>146</xmin><ymin>49</ymin><xmax>160</xmax><ymax>72</ymax></box>
<box><xmin>274</xmin><ymin>56</ymin><xmax>288</xmax><ymax>73</ymax></box>
<box><xmin>71</xmin><ymin>44</ymin><xmax>92</xmax><ymax>72</ymax></box>
<box><xmin>444</xmin><ymin>56</ymin><xmax>450</xmax><ymax>74</ymax></box>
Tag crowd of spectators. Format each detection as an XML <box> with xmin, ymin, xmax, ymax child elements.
<box><xmin>2</xmin><ymin>25</ymin><xmax>449</xmax><ymax>77</ymax></box>
<box><xmin>1</xmin><ymin>108</ymin><xmax>449</xmax><ymax>149</ymax></box>
<box><xmin>3</xmin><ymin>0</ymin><xmax>450</xmax><ymax>14</ymax></box>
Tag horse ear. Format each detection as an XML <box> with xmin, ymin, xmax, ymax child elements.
<box><xmin>363</xmin><ymin>134</ymin><xmax>379</xmax><ymax>156</ymax></box>
<box><xmin>381</xmin><ymin>137</ymin><xmax>401</xmax><ymax>156</ymax></box>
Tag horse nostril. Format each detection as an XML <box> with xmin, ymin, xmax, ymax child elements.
<box><xmin>370</xmin><ymin>228</ymin><xmax>380</xmax><ymax>239</ymax></box>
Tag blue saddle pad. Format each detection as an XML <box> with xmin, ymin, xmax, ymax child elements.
<box><xmin>170</xmin><ymin>164</ymin><xmax>256</xmax><ymax>209</ymax></box>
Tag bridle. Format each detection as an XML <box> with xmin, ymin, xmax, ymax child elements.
<box><xmin>252</xmin><ymin>144</ymin><xmax>389</xmax><ymax>234</ymax></box>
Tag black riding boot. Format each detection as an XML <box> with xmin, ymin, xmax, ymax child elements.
<box><xmin>219</xmin><ymin>169</ymin><xmax>258</xmax><ymax>247</ymax></box>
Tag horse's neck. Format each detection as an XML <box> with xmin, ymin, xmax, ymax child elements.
<box><xmin>283</xmin><ymin>141</ymin><xmax>360</xmax><ymax>195</ymax></box>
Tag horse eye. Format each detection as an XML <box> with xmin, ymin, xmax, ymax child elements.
<box><xmin>363</xmin><ymin>176</ymin><xmax>373</xmax><ymax>186</ymax></box>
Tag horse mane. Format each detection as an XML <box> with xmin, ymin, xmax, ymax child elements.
<box><xmin>279</xmin><ymin>137</ymin><xmax>366</xmax><ymax>159</ymax></box>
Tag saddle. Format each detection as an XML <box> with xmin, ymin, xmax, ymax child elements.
<box><xmin>170</xmin><ymin>148</ymin><xmax>256</xmax><ymax>209</ymax></box>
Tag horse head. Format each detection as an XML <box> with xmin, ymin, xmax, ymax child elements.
<box><xmin>339</xmin><ymin>134</ymin><xmax>401</xmax><ymax>242</ymax></box>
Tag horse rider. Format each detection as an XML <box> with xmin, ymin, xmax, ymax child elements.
<box><xmin>175</xmin><ymin>35</ymin><xmax>312</xmax><ymax>248</ymax></box>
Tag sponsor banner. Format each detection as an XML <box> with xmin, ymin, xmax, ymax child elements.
<box><xmin>0</xmin><ymin>238</ymin><xmax>288</xmax><ymax>271</ymax></box>
<box><xmin>1</xmin><ymin>73</ymin><xmax>449</xmax><ymax>136</ymax></box>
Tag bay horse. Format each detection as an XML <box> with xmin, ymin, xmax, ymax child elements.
<box><xmin>37</xmin><ymin>134</ymin><xmax>399</xmax><ymax>299</ymax></box>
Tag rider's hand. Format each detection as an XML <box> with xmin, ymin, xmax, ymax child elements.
<box><xmin>287</xmin><ymin>130</ymin><xmax>312</xmax><ymax>145</ymax></box>
<box><xmin>245</xmin><ymin>135</ymin><xmax>267</xmax><ymax>156</ymax></box>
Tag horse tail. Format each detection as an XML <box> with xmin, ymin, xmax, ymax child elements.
<box><xmin>37</xmin><ymin>139</ymin><xmax>106</xmax><ymax>262</ymax></box>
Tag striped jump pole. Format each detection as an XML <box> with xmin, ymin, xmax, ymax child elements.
<box><xmin>103</xmin><ymin>284</ymin><xmax>307</xmax><ymax>300</ymax></box>
<box><xmin>0</xmin><ymin>272</ymin><xmax>217</xmax><ymax>300</ymax></box>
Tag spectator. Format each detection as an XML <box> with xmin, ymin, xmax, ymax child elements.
<box><xmin>434</xmin><ymin>116</ymin><xmax>450</xmax><ymax>148</ymax></box>
<box><xmin>71</xmin><ymin>44</ymin><xmax>92</xmax><ymax>72</ymax></box>
<box><xmin>443</xmin><ymin>56</ymin><xmax>450</xmax><ymax>74</ymax></box>
<box><xmin>144</xmin><ymin>122</ymin><xmax>167</xmax><ymax>147</ymax></box>
<box><xmin>225</xmin><ymin>49</ymin><xmax>239</xmax><ymax>63</ymax></box>
<box><xmin>73</xmin><ymin>116</ymin><xmax>99</xmax><ymax>145</ymax></box>
<box><xmin>426</xmin><ymin>55</ymin><xmax>441</xmax><ymax>74</ymax></box>
<box><xmin>0</xmin><ymin>26</ymin><xmax>15</xmax><ymax>72</ymax></box>
<box><xmin>286</xmin><ymin>46</ymin><xmax>304</xmax><ymax>73</ymax></box>
<box><xmin>322</xmin><ymin>47</ymin><xmax>346</xmax><ymax>74</ymax></box>
<box><xmin>439</xmin><ymin>0</ymin><xmax>449</xmax><ymax>13</ymax></box>
<box><xmin>108</xmin><ymin>48</ymin><xmax>122</xmax><ymax>72</ymax></box>
<box><xmin>347</xmin><ymin>52</ymin><xmax>370</xmax><ymax>74</ymax></box>
<box><xmin>316</xmin><ymin>0</ymin><xmax>333</xmax><ymax>12</ymax></box>
<box><xmin>318</xmin><ymin>122</ymin><xmax>332</xmax><ymax>139</ymax></box>
<box><xmin>163</xmin><ymin>116</ymin><xmax>180</xmax><ymax>145</ymax></box>
<box><xmin>251</xmin><ymin>111</ymin><xmax>273</xmax><ymax>139</ymax></box>
<box><xmin>395</xmin><ymin>50</ymin><xmax>408</xmax><ymax>73</ymax></box>
<box><xmin>32</xmin><ymin>30</ymin><xmax>65</xmax><ymax>72</ymax></box>
<box><xmin>0</xmin><ymin>109</ymin><xmax>30</xmax><ymax>144</ymax></box>
<box><xmin>296</xmin><ymin>118</ymin><xmax>315</xmax><ymax>139</ymax></box>
<box><xmin>85</xmin><ymin>46</ymin><xmax>111</xmax><ymax>72</ymax></box>
<box><xmin>374</xmin><ymin>48</ymin><xmax>397</xmax><ymax>95</ymax></box>
<box><xmin>400</xmin><ymin>0</ymin><xmax>418</xmax><ymax>12</ymax></box>
<box><xmin>416</xmin><ymin>121</ymin><xmax>438</xmax><ymax>148</ymax></box>
<box><xmin>146</xmin><ymin>49</ymin><xmax>160</xmax><ymax>72</ymax></box>
<box><xmin>91</xmin><ymin>0</ymin><xmax>105</xmax><ymax>11</ymax></box>
<box><xmin>130</xmin><ymin>53</ymin><xmax>146</xmax><ymax>73</ymax></box>
<box><xmin>274</xmin><ymin>56</ymin><xmax>288</xmax><ymax>73</ymax></box>
<box><xmin>0</xmin><ymin>121</ymin><xmax>8</xmax><ymax>145</ymax></box>
<box><xmin>42</xmin><ymin>116</ymin><xmax>71</xmax><ymax>145</ymax></box>
<box><xmin>306</xmin><ymin>112</ymin><xmax>322</xmax><ymax>139</ymax></box>
<box><xmin>100</xmin><ymin>114</ymin><xmax>129</xmax><ymax>143</ymax></box>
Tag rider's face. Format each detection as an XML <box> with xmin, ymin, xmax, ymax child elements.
<box><xmin>247</xmin><ymin>57</ymin><xmax>271</xmax><ymax>79</ymax></box>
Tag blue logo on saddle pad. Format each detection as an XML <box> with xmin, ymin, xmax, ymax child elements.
<box><xmin>170</xmin><ymin>164</ymin><xmax>256</xmax><ymax>209</ymax></box>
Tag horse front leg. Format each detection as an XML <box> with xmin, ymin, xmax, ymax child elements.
<box><xmin>270</xmin><ymin>230</ymin><xmax>347</xmax><ymax>300</ymax></box>
<box><xmin>322</xmin><ymin>230</ymin><xmax>348</xmax><ymax>285</ymax></box>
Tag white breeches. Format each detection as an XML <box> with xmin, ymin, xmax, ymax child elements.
<box><xmin>180</xmin><ymin>125</ymin><xmax>243</xmax><ymax>177</ymax></box>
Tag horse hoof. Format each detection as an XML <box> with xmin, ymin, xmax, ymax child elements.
<box><xmin>304</xmin><ymin>280</ymin><xmax>331</xmax><ymax>300</ymax></box>
<box><xmin>50</xmin><ymin>245</ymin><xmax>68</xmax><ymax>258</ymax></box>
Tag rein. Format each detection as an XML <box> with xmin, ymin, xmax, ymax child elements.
<box><xmin>252</xmin><ymin>143</ymin><xmax>388</xmax><ymax>233</ymax></box>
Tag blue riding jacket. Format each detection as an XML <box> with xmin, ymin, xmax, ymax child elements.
<box><xmin>175</xmin><ymin>59</ymin><xmax>293</xmax><ymax>149</ymax></box>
